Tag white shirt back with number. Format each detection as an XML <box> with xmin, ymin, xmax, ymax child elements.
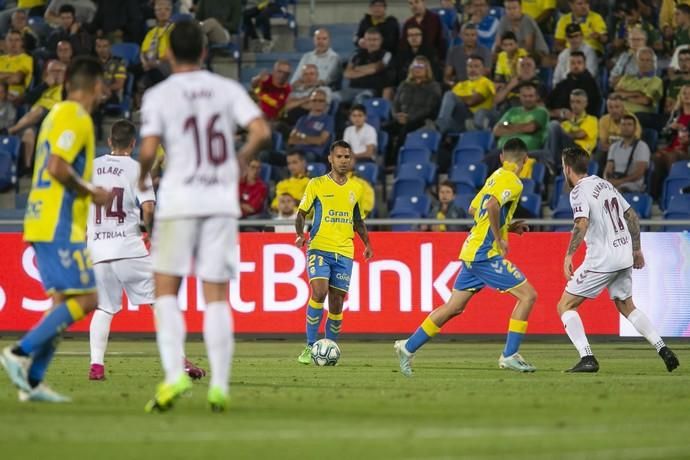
<box><xmin>87</xmin><ymin>155</ymin><xmax>155</xmax><ymax>264</ymax></box>
<box><xmin>140</xmin><ymin>70</ymin><xmax>263</xmax><ymax>219</ymax></box>
<box><xmin>569</xmin><ymin>175</ymin><xmax>633</xmax><ymax>272</ymax></box>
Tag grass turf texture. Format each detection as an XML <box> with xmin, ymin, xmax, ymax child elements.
<box><xmin>0</xmin><ymin>340</ymin><xmax>688</xmax><ymax>460</ymax></box>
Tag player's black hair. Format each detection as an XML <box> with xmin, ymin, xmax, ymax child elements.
<box><xmin>169</xmin><ymin>20</ymin><xmax>205</xmax><ymax>64</ymax></box>
<box><xmin>562</xmin><ymin>146</ymin><xmax>589</xmax><ymax>174</ymax></box>
<box><xmin>330</xmin><ymin>140</ymin><xmax>352</xmax><ymax>154</ymax></box>
<box><xmin>501</xmin><ymin>138</ymin><xmax>528</xmax><ymax>162</ymax></box>
<box><xmin>350</xmin><ymin>104</ymin><xmax>367</xmax><ymax>115</ymax></box>
<box><xmin>110</xmin><ymin>119</ymin><xmax>137</xmax><ymax>150</ymax></box>
<box><xmin>66</xmin><ymin>55</ymin><xmax>103</xmax><ymax>91</ymax></box>
<box><xmin>58</xmin><ymin>4</ymin><xmax>76</xmax><ymax>16</ymax></box>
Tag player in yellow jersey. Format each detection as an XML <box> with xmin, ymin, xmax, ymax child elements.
<box><xmin>0</xmin><ymin>56</ymin><xmax>110</xmax><ymax>402</ymax></box>
<box><xmin>295</xmin><ymin>140</ymin><xmax>373</xmax><ymax>364</ymax></box>
<box><xmin>394</xmin><ymin>138</ymin><xmax>539</xmax><ymax>376</ymax></box>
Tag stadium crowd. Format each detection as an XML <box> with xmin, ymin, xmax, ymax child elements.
<box><xmin>0</xmin><ymin>0</ymin><xmax>688</xmax><ymax>230</ymax></box>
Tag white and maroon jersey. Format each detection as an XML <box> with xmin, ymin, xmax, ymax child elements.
<box><xmin>87</xmin><ymin>154</ymin><xmax>155</xmax><ymax>264</ymax></box>
<box><xmin>569</xmin><ymin>175</ymin><xmax>634</xmax><ymax>272</ymax></box>
<box><xmin>140</xmin><ymin>70</ymin><xmax>263</xmax><ymax>220</ymax></box>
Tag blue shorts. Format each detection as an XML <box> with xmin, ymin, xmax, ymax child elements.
<box><xmin>307</xmin><ymin>249</ymin><xmax>354</xmax><ymax>292</ymax></box>
<box><xmin>32</xmin><ymin>241</ymin><xmax>96</xmax><ymax>295</ymax></box>
<box><xmin>453</xmin><ymin>256</ymin><xmax>526</xmax><ymax>293</ymax></box>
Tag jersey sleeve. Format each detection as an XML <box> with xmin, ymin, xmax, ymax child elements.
<box><xmin>140</xmin><ymin>88</ymin><xmax>163</xmax><ymax>138</ymax></box>
<box><xmin>229</xmin><ymin>81</ymin><xmax>264</xmax><ymax>128</ymax></box>
<box><xmin>298</xmin><ymin>179</ymin><xmax>316</xmax><ymax>213</ymax></box>
<box><xmin>47</xmin><ymin>105</ymin><xmax>86</xmax><ymax>163</ymax></box>
<box><xmin>569</xmin><ymin>185</ymin><xmax>590</xmax><ymax>220</ymax></box>
<box><xmin>136</xmin><ymin>173</ymin><xmax>156</xmax><ymax>204</ymax></box>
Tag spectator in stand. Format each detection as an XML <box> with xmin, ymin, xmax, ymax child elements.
<box><xmin>660</xmin><ymin>0</ymin><xmax>690</xmax><ymax>49</ymax></box>
<box><xmin>272</xmin><ymin>193</ymin><xmax>299</xmax><ymax>233</ymax></box>
<box><xmin>493</xmin><ymin>82</ymin><xmax>549</xmax><ymax>151</ymax></box>
<box><xmin>603</xmin><ymin>114</ymin><xmax>650</xmax><ymax>193</ymax></box>
<box><xmin>546</xmin><ymin>88</ymin><xmax>598</xmax><ymax>165</ymax></box>
<box><xmin>494</xmin><ymin>32</ymin><xmax>528</xmax><ymax>87</ymax></box>
<box><xmin>240</xmin><ymin>159</ymin><xmax>269</xmax><ymax>218</ymax></box>
<box><xmin>90</xmin><ymin>0</ymin><xmax>143</xmax><ymax>44</ymax></box>
<box><xmin>467</xmin><ymin>0</ymin><xmax>499</xmax><ymax>50</ymax></box>
<box><xmin>355</xmin><ymin>0</ymin><xmax>400</xmax><ymax>55</ymax></box>
<box><xmin>445</xmin><ymin>23</ymin><xmax>492</xmax><ymax>87</ymax></box>
<box><xmin>611</xmin><ymin>0</ymin><xmax>662</xmax><ymax>56</ymax></box>
<box><xmin>614</xmin><ymin>47</ymin><xmax>663</xmax><ymax>130</ymax></box>
<box><xmin>55</xmin><ymin>39</ymin><xmax>73</xmax><ymax>66</ymax></box>
<box><xmin>341</xmin><ymin>28</ymin><xmax>395</xmax><ymax>102</ymax></box>
<box><xmin>494</xmin><ymin>54</ymin><xmax>545</xmax><ymax>109</ymax></box>
<box><xmin>285</xmin><ymin>64</ymin><xmax>330</xmax><ymax>126</ymax></box>
<box><xmin>401</xmin><ymin>0</ymin><xmax>447</xmax><ymax>61</ymax></box>
<box><xmin>46</xmin><ymin>4</ymin><xmax>93</xmax><ymax>56</ymax></box>
<box><xmin>553</xmin><ymin>23</ymin><xmax>598</xmax><ymax>87</ymax></box>
<box><xmin>45</xmin><ymin>0</ymin><xmax>97</xmax><ymax>27</ymax></box>
<box><xmin>420</xmin><ymin>180</ymin><xmax>465</xmax><ymax>232</ymax></box>
<box><xmin>652</xmin><ymin>84</ymin><xmax>690</xmax><ymax>197</ymax></box>
<box><xmin>554</xmin><ymin>0</ymin><xmax>607</xmax><ymax>54</ymax></box>
<box><xmin>436</xmin><ymin>55</ymin><xmax>495</xmax><ymax>134</ymax></box>
<box><xmin>0</xmin><ymin>1</ymin><xmax>47</xmax><ymax>37</ymax></box>
<box><xmin>242</xmin><ymin>0</ymin><xmax>282</xmax><ymax>52</ymax></box>
<box><xmin>672</xmin><ymin>4</ymin><xmax>690</xmax><ymax>49</ymax></box>
<box><xmin>521</xmin><ymin>0</ymin><xmax>556</xmax><ymax>34</ymax></box>
<box><xmin>387</xmin><ymin>55</ymin><xmax>441</xmax><ymax>161</ymax></box>
<box><xmin>252</xmin><ymin>59</ymin><xmax>292</xmax><ymax>122</ymax></box>
<box><xmin>291</xmin><ymin>28</ymin><xmax>342</xmax><ymax>90</ymax></box>
<box><xmin>547</xmin><ymin>51</ymin><xmax>601</xmax><ymax>119</ymax></box>
<box><xmin>0</xmin><ymin>30</ymin><xmax>33</xmax><ymax>103</ymax></box>
<box><xmin>343</xmin><ymin>104</ymin><xmax>377</xmax><ymax>162</ymax></box>
<box><xmin>8</xmin><ymin>60</ymin><xmax>65</xmax><ymax>173</ymax></box>
<box><xmin>665</xmin><ymin>49</ymin><xmax>690</xmax><ymax>115</ymax></box>
<box><xmin>10</xmin><ymin>10</ymin><xmax>38</xmax><ymax>53</ymax></box>
<box><xmin>195</xmin><ymin>0</ymin><xmax>239</xmax><ymax>46</ymax></box>
<box><xmin>608</xmin><ymin>26</ymin><xmax>648</xmax><ymax>88</ymax></box>
<box><xmin>0</xmin><ymin>82</ymin><xmax>17</xmax><ymax>133</ymax></box>
<box><xmin>288</xmin><ymin>88</ymin><xmax>334</xmax><ymax>161</ymax></box>
<box><xmin>493</xmin><ymin>0</ymin><xmax>549</xmax><ymax>58</ymax></box>
<box><xmin>93</xmin><ymin>36</ymin><xmax>127</xmax><ymax>140</ymax></box>
<box><xmin>598</xmin><ymin>93</ymin><xmax>641</xmax><ymax>153</ymax></box>
<box><xmin>393</xmin><ymin>24</ymin><xmax>441</xmax><ymax>85</ymax></box>
<box><xmin>271</xmin><ymin>150</ymin><xmax>309</xmax><ymax>210</ymax></box>
<box><xmin>137</xmin><ymin>0</ymin><xmax>174</xmax><ymax>98</ymax></box>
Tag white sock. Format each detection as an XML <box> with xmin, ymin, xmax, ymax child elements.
<box><xmin>627</xmin><ymin>309</ymin><xmax>665</xmax><ymax>352</ymax></box>
<box><xmin>89</xmin><ymin>309</ymin><xmax>113</xmax><ymax>365</ymax></box>
<box><xmin>203</xmin><ymin>301</ymin><xmax>234</xmax><ymax>395</ymax></box>
<box><xmin>154</xmin><ymin>295</ymin><xmax>186</xmax><ymax>384</ymax></box>
<box><xmin>561</xmin><ymin>310</ymin><xmax>593</xmax><ymax>358</ymax></box>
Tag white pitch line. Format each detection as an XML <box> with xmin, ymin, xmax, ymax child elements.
<box><xmin>55</xmin><ymin>352</ymin><xmax>147</xmax><ymax>356</ymax></box>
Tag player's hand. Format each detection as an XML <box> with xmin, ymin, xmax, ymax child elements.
<box><xmin>497</xmin><ymin>238</ymin><xmax>509</xmax><ymax>256</ymax></box>
<box><xmin>563</xmin><ymin>255</ymin><xmax>574</xmax><ymax>280</ymax></box>
<box><xmin>91</xmin><ymin>186</ymin><xmax>112</xmax><ymax>206</ymax></box>
<box><xmin>632</xmin><ymin>250</ymin><xmax>645</xmax><ymax>269</ymax></box>
<box><xmin>509</xmin><ymin>220</ymin><xmax>529</xmax><ymax>235</ymax></box>
<box><xmin>295</xmin><ymin>234</ymin><xmax>306</xmax><ymax>248</ymax></box>
<box><xmin>363</xmin><ymin>245</ymin><xmax>373</xmax><ymax>260</ymax></box>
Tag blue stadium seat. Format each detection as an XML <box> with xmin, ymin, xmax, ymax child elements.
<box><xmin>363</xmin><ymin>98</ymin><xmax>391</xmax><ymax>121</ymax></box>
<box><xmin>551</xmin><ymin>174</ymin><xmax>568</xmax><ymax>209</ymax></box>
<box><xmin>171</xmin><ymin>13</ymin><xmax>193</xmax><ymax>23</ymax></box>
<box><xmin>552</xmin><ymin>195</ymin><xmax>574</xmax><ymax>231</ymax></box>
<box><xmin>105</xmin><ymin>72</ymin><xmax>134</xmax><ymax>118</ymax></box>
<box><xmin>663</xmin><ymin>204</ymin><xmax>690</xmax><ymax>231</ymax></box>
<box><xmin>15</xmin><ymin>192</ymin><xmax>28</xmax><ymax>209</ymax></box>
<box><xmin>294</xmin><ymin>37</ymin><xmax>313</xmax><ymax>52</ymax></box>
<box><xmin>622</xmin><ymin>192</ymin><xmax>652</xmax><ymax>219</ymax></box>
<box><xmin>539</xmin><ymin>66</ymin><xmax>554</xmax><ymax>93</ymax></box>
<box><xmin>111</xmin><ymin>42</ymin><xmax>140</xmax><ymax>67</ymax></box>
<box><xmin>452</xmin><ymin>146</ymin><xmax>484</xmax><ymax>166</ymax></box>
<box><xmin>431</xmin><ymin>8</ymin><xmax>457</xmax><ymax>31</ymax></box>
<box><xmin>271</xmin><ymin>0</ymin><xmax>298</xmax><ymax>35</ymax></box>
<box><xmin>530</xmin><ymin>162</ymin><xmax>546</xmax><ymax>192</ymax></box>
<box><xmin>0</xmin><ymin>149</ymin><xmax>13</xmax><ymax>191</ymax></box>
<box><xmin>666</xmin><ymin>194</ymin><xmax>690</xmax><ymax>213</ymax></box>
<box><xmin>662</xmin><ymin>177</ymin><xmax>690</xmax><ymax>210</ymax></box>
<box><xmin>0</xmin><ymin>136</ymin><xmax>20</xmax><ymax>163</ymax></box>
<box><xmin>519</xmin><ymin>192</ymin><xmax>542</xmax><ymax>217</ymax></box>
<box><xmin>397</xmin><ymin>146</ymin><xmax>432</xmax><ymax>166</ymax></box>
<box><xmin>489</xmin><ymin>6</ymin><xmax>505</xmax><ymax>19</ymax></box>
<box><xmin>521</xmin><ymin>178</ymin><xmax>536</xmax><ymax>194</ymax></box>
<box><xmin>403</xmin><ymin>129</ymin><xmax>441</xmax><ymax>153</ymax></box>
<box><xmin>306</xmin><ymin>162</ymin><xmax>327</xmax><ymax>177</ymax></box>
<box><xmin>641</xmin><ymin>128</ymin><xmax>659</xmax><ymax>152</ymax></box>
<box><xmin>392</xmin><ymin>195</ymin><xmax>431</xmax><ymax>216</ymax></box>
<box><xmin>389</xmin><ymin>209</ymin><xmax>422</xmax><ymax>231</ymax></box>
<box><xmin>668</xmin><ymin>160</ymin><xmax>690</xmax><ymax>179</ymax></box>
<box><xmin>260</xmin><ymin>163</ymin><xmax>272</xmax><ymax>184</ymax></box>
<box><xmin>396</xmin><ymin>162</ymin><xmax>437</xmax><ymax>186</ymax></box>
<box><xmin>377</xmin><ymin>130</ymin><xmax>388</xmax><ymax>156</ymax></box>
<box><xmin>449</xmin><ymin>163</ymin><xmax>487</xmax><ymax>194</ymax></box>
<box><xmin>587</xmin><ymin>160</ymin><xmax>599</xmax><ymax>176</ymax></box>
<box><xmin>390</xmin><ymin>178</ymin><xmax>426</xmax><ymax>205</ymax></box>
<box><xmin>272</xmin><ymin>131</ymin><xmax>283</xmax><ymax>151</ymax></box>
<box><xmin>355</xmin><ymin>162</ymin><xmax>379</xmax><ymax>186</ymax></box>
<box><xmin>456</xmin><ymin>131</ymin><xmax>492</xmax><ymax>152</ymax></box>
<box><xmin>96</xmin><ymin>146</ymin><xmax>111</xmax><ymax>157</ymax></box>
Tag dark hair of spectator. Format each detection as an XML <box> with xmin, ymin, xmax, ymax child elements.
<box><xmin>562</xmin><ymin>146</ymin><xmax>589</xmax><ymax>174</ymax></box>
<box><xmin>350</xmin><ymin>104</ymin><xmax>367</xmax><ymax>115</ymax></box>
<box><xmin>516</xmin><ymin>81</ymin><xmax>538</xmax><ymax>93</ymax></box>
<box><xmin>66</xmin><ymin>55</ymin><xmax>103</xmax><ymax>91</ymax></box>
<box><xmin>500</xmin><ymin>31</ymin><xmax>517</xmax><ymax>42</ymax></box>
<box><xmin>468</xmin><ymin>54</ymin><xmax>485</xmax><ymax>65</ymax></box>
<box><xmin>569</xmin><ymin>50</ymin><xmax>586</xmax><ymax>60</ymax></box>
<box><xmin>330</xmin><ymin>140</ymin><xmax>352</xmax><ymax>154</ymax></box>
<box><xmin>169</xmin><ymin>20</ymin><xmax>205</xmax><ymax>64</ymax></box>
<box><xmin>364</xmin><ymin>27</ymin><xmax>382</xmax><ymax>36</ymax></box>
<box><xmin>58</xmin><ymin>4</ymin><xmax>76</xmax><ymax>16</ymax></box>
<box><xmin>286</xmin><ymin>150</ymin><xmax>305</xmax><ymax>160</ymax></box>
<box><xmin>439</xmin><ymin>180</ymin><xmax>456</xmax><ymax>194</ymax></box>
<box><xmin>110</xmin><ymin>119</ymin><xmax>137</xmax><ymax>150</ymax></box>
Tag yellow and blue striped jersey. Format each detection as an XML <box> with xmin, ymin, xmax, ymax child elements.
<box><xmin>24</xmin><ymin>101</ymin><xmax>95</xmax><ymax>243</ymax></box>
<box><xmin>298</xmin><ymin>174</ymin><xmax>364</xmax><ymax>259</ymax></box>
<box><xmin>459</xmin><ymin>165</ymin><xmax>523</xmax><ymax>262</ymax></box>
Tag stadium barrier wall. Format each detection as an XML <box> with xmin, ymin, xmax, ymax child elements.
<box><xmin>0</xmin><ymin>232</ymin><xmax>688</xmax><ymax>336</ymax></box>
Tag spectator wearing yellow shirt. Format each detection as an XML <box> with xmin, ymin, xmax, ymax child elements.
<box><xmin>0</xmin><ymin>30</ymin><xmax>33</xmax><ymax>102</ymax></box>
<box><xmin>614</xmin><ymin>47</ymin><xmax>663</xmax><ymax>130</ymax></box>
<box><xmin>435</xmin><ymin>55</ymin><xmax>495</xmax><ymax>134</ymax></box>
<box><xmin>554</xmin><ymin>0</ymin><xmax>607</xmax><ymax>54</ymax></box>
<box><xmin>270</xmin><ymin>150</ymin><xmax>310</xmax><ymax>210</ymax></box>
<box><xmin>546</xmin><ymin>88</ymin><xmax>598</xmax><ymax>166</ymax></box>
<box><xmin>494</xmin><ymin>32</ymin><xmax>528</xmax><ymax>86</ymax></box>
<box><xmin>598</xmin><ymin>93</ymin><xmax>640</xmax><ymax>153</ymax></box>
<box><xmin>138</xmin><ymin>0</ymin><xmax>174</xmax><ymax>98</ymax></box>
<box><xmin>8</xmin><ymin>60</ymin><xmax>65</xmax><ymax>172</ymax></box>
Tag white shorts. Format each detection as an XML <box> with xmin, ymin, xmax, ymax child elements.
<box><xmin>565</xmin><ymin>266</ymin><xmax>633</xmax><ymax>301</ymax></box>
<box><xmin>94</xmin><ymin>256</ymin><xmax>155</xmax><ymax>314</ymax></box>
<box><xmin>151</xmin><ymin>216</ymin><xmax>238</xmax><ymax>282</ymax></box>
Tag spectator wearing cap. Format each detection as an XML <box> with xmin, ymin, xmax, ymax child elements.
<box><xmin>554</xmin><ymin>0</ymin><xmax>607</xmax><ymax>54</ymax></box>
<box><xmin>611</xmin><ymin>0</ymin><xmax>662</xmax><ymax>56</ymax></box>
<box><xmin>609</xmin><ymin>26</ymin><xmax>648</xmax><ymax>88</ymax></box>
<box><xmin>493</xmin><ymin>0</ymin><xmax>549</xmax><ymax>57</ymax></box>
<box><xmin>355</xmin><ymin>0</ymin><xmax>400</xmax><ymax>55</ymax></box>
<box><xmin>553</xmin><ymin>23</ymin><xmax>597</xmax><ymax>86</ymax></box>
<box><xmin>467</xmin><ymin>0</ymin><xmax>500</xmax><ymax>49</ymax></box>
<box><xmin>291</xmin><ymin>28</ymin><xmax>342</xmax><ymax>90</ymax></box>
<box><xmin>401</xmin><ymin>0</ymin><xmax>447</xmax><ymax>61</ymax></box>
<box><xmin>393</xmin><ymin>24</ymin><xmax>441</xmax><ymax>85</ymax></box>
<box><xmin>547</xmin><ymin>51</ymin><xmax>601</xmax><ymax>119</ymax></box>
<box><xmin>445</xmin><ymin>23</ymin><xmax>492</xmax><ymax>87</ymax></box>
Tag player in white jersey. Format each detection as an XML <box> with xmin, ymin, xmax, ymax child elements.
<box><xmin>138</xmin><ymin>21</ymin><xmax>270</xmax><ymax>412</ymax></box>
<box><xmin>87</xmin><ymin>120</ymin><xmax>206</xmax><ymax>382</ymax></box>
<box><xmin>557</xmin><ymin>146</ymin><xmax>679</xmax><ymax>373</ymax></box>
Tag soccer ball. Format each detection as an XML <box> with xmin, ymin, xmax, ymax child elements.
<box><xmin>311</xmin><ymin>338</ymin><xmax>340</xmax><ymax>366</ymax></box>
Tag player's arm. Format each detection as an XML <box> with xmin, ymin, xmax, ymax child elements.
<box><xmin>485</xmin><ymin>196</ymin><xmax>508</xmax><ymax>255</ymax></box>
<box><xmin>47</xmin><ymin>154</ymin><xmax>110</xmax><ymax>205</ymax></box>
<box><xmin>623</xmin><ymin>207</ymin><xmax>645</xmax><ymax>269</ymax></box>
<box><xmin>563</xmin><ymin>217</ymin><xmax>589</xmax><ymax>279</ymax></box>
<box><xmin>295</xmin><ymin>209</ymin><xmax>308</xmax><ymax>248</ymax></box>
<box><xmin>237</xmin><ymin>117</ymin><xmax>271</xmax><ymax>175</ymax></box>
<box><xmin>138</xmin><ymin>135</ymin><xmax>160</xmax><ymax>191</ymax></box>
<box><xmin>140</xmin><ymin>201</ymin><xmax>155</xmax><ymax>234</ymax></box>
<box><xmin>353</xmin><ymin>206</ymin><xmax>373</xmax><ymax>260</ymax></box>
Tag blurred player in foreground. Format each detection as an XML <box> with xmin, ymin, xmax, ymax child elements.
<box><xmin>557</xmin><ymin>146</ymin><xmax>679</xmax><ymax>373</ymax></box>
<box><xmin>395</xmin><ymin>138</ymin><xmax>538</xmax><ymax>376</ymax></box>
<box><xmin>138</xmin><ymin>21</ymin><xmax>270</xmax><ymax>412</ymax></box>
<box><xmin>295</xmin><ymin>140</ymin><xmax>373</xmax><ymax>364</ymax></box>
<box><xmin>86</xmin><ymin>120</ymin><xmax>205</xmax><ymax>381</ymax></box>
<box><xmin>0</xmin><ymin>56</ymin><xmax>110</xmax><ymax>402</ymax></box>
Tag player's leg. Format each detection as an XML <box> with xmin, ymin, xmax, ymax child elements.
<box><xmin>499</xmin><ymin>279</ymin><xmax>538</xmax><ymax>372</ymax></box>
<box><xmin>556</xmin><ymin>291</ymin><xmax>598</xmax><ymax>372</ymax></box>
<box><xmin>89</xmin><ymin>262</ymin><xmax>122</xmax><ymax>380</ymax></box>
<box><xmin>299</xmin><ymin>277</ymin><xmax>329</xmax><ymax>364</ymax></box>
<box><xmin>610</xmin><ymin>270</ymin><xmax>679</xmax><ymax>372</ymax></box>
<box><xmin>323</xmin><ymin>253</ymin><xmax>353</xmax><ymax>343</ymax></box>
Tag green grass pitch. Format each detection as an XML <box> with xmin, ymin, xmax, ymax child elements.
<box><xmin>0</xmin><ymin>339</ymin><xmax>688</xmax><ymax>460</ymax></box>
